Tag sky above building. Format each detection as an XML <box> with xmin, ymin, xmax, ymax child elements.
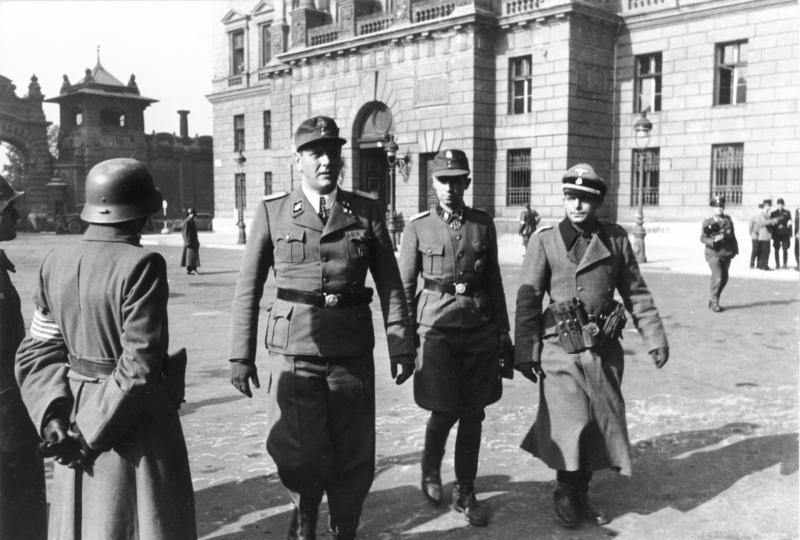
<box><xmin>0</xmin><ymin>0</ymin><xmax>228</xmax><ymax>137</ymax></box>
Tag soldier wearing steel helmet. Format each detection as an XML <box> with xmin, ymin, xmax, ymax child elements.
<box><xmin>398</xmin><ymin>148</ymin><xmax>510</xmax><ymax>527</ymax></box>
<box><xmin>515</xmin><ymin>163</ymin><xmax>669</xmax><ymax>529</ymax></box>
<box><xmin>15</xmin><ymin>158</ymin><xmax>197</xmax><ymax>540</ymax></box>
<box><xmin>0</xmin><ymin>175</ymin><xmax>47</xmax><ymax>540</ymax></box>
<box><xmin>701</xmin><ymin>195</ymin><xmax>738</xmax><ymax>312</ymax></box>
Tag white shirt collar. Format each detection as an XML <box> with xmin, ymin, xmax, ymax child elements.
<box><xmin>301</xmin><ymin>185</ymin><xmax>338</xmax><ymax>214</ymax></box>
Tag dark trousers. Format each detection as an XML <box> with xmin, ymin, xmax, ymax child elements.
<box><xmin>756</xmin><ymin>240</ymin><xmax>771</xmax><ymax>269</ymax></box>
<box><xmin>795</xmin><ymin>236</ymin><xmax>799</xmax><ymax>267</ymax></box>
<box><xmin>705</xmin><ymin>254</ymin><xmax>731</xmax><ymax>303</ymax></box>
<box><xmin>422</xmin><ymin>409</ymin><xmax>485</xmax><ymax>487</ymax></box>
<box><xmin>773</xmin><ymin>236</ymin><xmax>790</xmax><ymax>268</ymax></box>
<box><xmin>750</xmin><ymin>239</ymin><xmax>759</xmax><ymax>267</ymax></box>
<box><xmin>264</xmin><ymin>353</ymin><xmax>375</xmax><ymax>532</ymax></box>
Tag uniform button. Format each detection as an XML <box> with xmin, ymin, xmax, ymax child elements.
<box><xmin>456</xmin><ymin>235</ymin><xmax>462</xmax><ymax>240</ymax></box>
<box><xmin>459</xmin><ymin>271</ymin><xmax>464</xmax><ymax>276</ymax></box>
<box><xmin>457</xmin><ymin>252</ymin><xmax>464</xmax><ymax>259</ymax></box>
<box><xmin>322</xmin><ymin>277</ymin><xmax>329</xmax><ymax>283</ymax></box>
<box><xmin>427</xmin><ymin>248</ymin><xmax>432</xmax><ymax>254</ymax></box>
<box><xmin>577</xmin><ymin>286</ymin><xmax>583</xmax><ymax>291</ymax></box>
<box><xmin>321</xmin><ymin>256</ymin><xmax>328</xmax><ymax>262</ymax></box>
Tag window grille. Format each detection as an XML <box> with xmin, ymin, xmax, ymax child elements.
<box><xmin>235</xmin><ymin>173</ymin><xmax>247</xmax><ymax>210</ymax></box>
<box><xmin>710</xmin><ymin>144</ymin><xmax>743</xmax><ymax>205</ymax></box>
<box><xmin>631</xmin><ymin>148</ymin><xmax>660</xmax><ymax>206</ymax></box>
<box><xmin>506</xmin><ymin>149</ymin><xmax>531</xmax><ymax>206</ymax></box>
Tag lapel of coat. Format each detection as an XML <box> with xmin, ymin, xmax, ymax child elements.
<box><xmin>322</xmin><ymin>190</ymin><xmax>358</xmax><ymax>237</ymax></box>
<box><xmin>291</xmin><ymin>188</ymin><xmax>323</xmax><ymax>233</ymax></box>
<box><xmin>576</xmin><ymin>226</ymin><xmax>612</xmax><ymax>273</ymax></box>
<box><xmin>558</xmin><ymin>219</ymin><xmax>582</xmax><ymax>267</ymax></box>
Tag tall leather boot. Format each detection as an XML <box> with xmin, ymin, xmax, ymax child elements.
<box><xmin>421</xmin><ymin>412</ymin><xmax>457</xmax><ymax>506</ymax></box>
<box><xmin>451</xmin><ymin>411</ymin><xmax>488</xmax><ymax>526</ymax></box>
<box><xmin>577</xmin><ymin>483</ymin><xmax>609</xmax><ymax>526</ymax></box>
<box><xmin>553</xmin><ymin>471</ymin><xmax>583</xmax><ymax>529</ymax></box>
<box><xmin>329</xmin><ymin>519</ymin><xmax>358</xmax><ymax>540</ymax></box>
<box><xmin>287</xmin><ymin>506</ymin><xmax>318</xmax><ymax>540</ymax></box>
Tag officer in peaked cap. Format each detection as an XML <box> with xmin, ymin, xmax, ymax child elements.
<box><xmin>701</xmin><ymin>195</ymin><xmax>738</xmax><ymax>311</ymax></box>
<box><xmin>515</xmin><ymin>162</ymin><xmax>669</xmax><ymax>529</ymax></box>
<box><xmin>228</xmin><ymin>115</ymin><xmax>415</xmax><ymax>540</ymax></box>
<box><xmin>769</xmin><ymin>197</ymin><xmax>792</xmax><ymax>269</ymax></box>
<box><xmin>398</xmin><ymin>148</ymin><xmax>510</xmax><ymax>527</ymax></box>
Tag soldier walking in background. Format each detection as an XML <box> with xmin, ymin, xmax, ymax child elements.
<box><xmin>181</xmin><ymin>208</ymin><xmax>201</xmax><ymax>275</ymax></box>
<box><xmin>748</xmin><ymin>203</ymin><xmax>762</xmax><ymax>269</ymax></box>
<box><xmin>15</xmin><ymin>159</ymin><xmax>197</xmax><ymax>540</ymax></box>
<box><xmin>228</xmin><ymin>116</ymin><xmax>415</xmax><ymax>540</ymax></box>
<box><xmin>398</xmin><ymin>149</ymin><xmax>511</xmax><ymax>527</ymax></box>
<box><xmin>518</xmin><ymin>202</ymin><xmax>540</xmax><ymax>249</ymax></box>
<box><xmin>769</xmin><ymin>198</ymin><xmax>792</xmax><ymax>270</ymax></box>
<box><xmin>514</xmin><ymin>163</ymin><xmax>669</xmax><ymax>530</ymax></box>
<box><xmin>701</xmin><ymin>195</ymin><xmax>738</xmax><ymax>312</ymax></box>
<box><xmin>0</xmin><ymin>175</ymin><xmax>47</xmax><ymax>540</ymax></box>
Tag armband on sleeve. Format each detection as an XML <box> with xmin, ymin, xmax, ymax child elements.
<box><xmin>30</xmin><ymin>308</ymin><xmax>64</xmax><ymax>343</ymax></box>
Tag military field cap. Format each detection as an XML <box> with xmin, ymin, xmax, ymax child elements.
<box><xmin>0</xmin><ymin>174</ymin><xmax>24</xmax><ymax>214</ymax></box>
<box><xmin>777</xmin><ymin>197</ymin><xmax>785</xmax><ymax>205</ymax></box>
<box><xmin>562</xmin><ymin>163</ymin><xmax>607</xmax><ymax>198</ymax></box>
<box><xmin>710</xmin><ymin>195</ymin><xmax>726</xmax><ymax>207</ymax></box>
<box><xmin>432</xmin><ymin>149</ymin><xmax>470</xmax><ymax>177</ymax></box>
<box><xmin>294</xmin><ymin>116</ymin><xmax>347</xmax><ymax>151</ymax></box>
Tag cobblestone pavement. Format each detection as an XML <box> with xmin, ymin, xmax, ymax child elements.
<box><xmin>4</xmin><ymin>233</ymin><xmax>798</xmax><ymax>540</ymax></box>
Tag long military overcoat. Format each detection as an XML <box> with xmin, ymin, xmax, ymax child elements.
<box><xmin>180</xmin><ymin>216</ymin><xmax>200</xmax><ymax>269</ymax></box>
<box><xmin>15</xmin><ymin>226</ymin><xmax>196</xmax><ymax>540</ymax></box>
<box><xmin>515</xmin><ymin>219</ymin><xmax>668</xmax><ymax>475</ymax></box>
<box><xmin>0</xmin><ymin>249</ymin><xmax>46</xmax><ymax>540</ymax></box>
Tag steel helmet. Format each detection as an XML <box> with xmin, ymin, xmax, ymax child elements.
<box><xmin>81</xmin><ymin>158</ymin><xmax>162</xmax><ymax>224</ymax></box>
<box><xmin>0</xmin><ymin>174</ymin><xmax>24</xmax><ymax>214</ymax></box>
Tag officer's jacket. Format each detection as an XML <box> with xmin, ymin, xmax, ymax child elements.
<box><xmin>229</xmin><ymin>187</ymin><xmax>414</xmax><ymax>360</ymax></box>
<box><xmin>0</xmin><ymin>249</ymin><xmax>38</xmax><ymax>452</ymax></box>
<box><xmin>769</xmin><ymin>208</ymin><xmax>792</xmax><ymax>238</ymax></box>
<box><xmin>701</xmin><ymin>214</ymin><xmax>738</xmax><ymax>258</ymax></box>
<box><xmin>515</xmin><ymin>218</ymin><xmax>668</xmax><ymax>365</ymax></box>
<box><xmin>398</xmin><ymin>206</ymin><xmax>509</xmax><ymax>330</ymax></box>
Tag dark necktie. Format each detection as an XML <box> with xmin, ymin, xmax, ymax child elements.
<box><xmin>319</xmin><ymin>196</ymin><xmax>329</xmax><ymax>224</ymax></box>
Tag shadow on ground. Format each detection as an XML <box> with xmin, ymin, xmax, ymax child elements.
<box><xmin>196</xmin><ymin>423</ymin><xmax>797</xmax><ymax>539</ymax></box>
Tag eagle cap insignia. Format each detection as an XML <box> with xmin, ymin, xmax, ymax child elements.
<box><xmin>575</xmin><ymin>167</ymin><xmax>588</xmax><ymax>178</ymax></box>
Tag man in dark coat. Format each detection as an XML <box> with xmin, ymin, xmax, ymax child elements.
<box><xmin>181</xmin><ymin>208</ymin><xmax>200</xmax><ymax>274</ymax></box>
<box><xmin>228</xmin><ymin>115</ymin><xmax>415</xmax><ymax>540</ymax></box>
<box><xmin>398</xmin><ymin>149</ymin><xmax>510</xmax><ymax>526</ymax></box>
<box><xmin>15</xmin><ymin>159</ymin><xmax>197</xmax><ymax>540</ymax></box>
<box><xmin>701</xmin><ymin>195</ymin><xmax>738</xmax><ymax>312</ymax></box>
<box><xmin>514</xmin><ymin>163</ymin><xmax>669</xmax><ymax>529</ymax></box>
<box><xmin>518</xmin><ymin>202</ymin><xmax>540</xmax><ymax>248</ymax></box>
<box><xmin>0</xmin><ymin>175</ymin><xmax>47</xmax><ymax>540</ymax></box>
<box><xmin>770</xmin><ymin>197</ymin><xmax>792</xmax><ymax>270</ymax></box>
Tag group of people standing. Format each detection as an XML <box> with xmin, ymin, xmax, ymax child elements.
<box><xmin>1</xmin><ymin>115</ymin><xmax>670</xmax><ymax>540</ymax></box>
<box><xmin>748</xmin><ymin>198</ymin><xmax>794</xmax><ymax>271</ymax></box>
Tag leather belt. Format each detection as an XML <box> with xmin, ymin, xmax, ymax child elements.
<box><xmin>68</xmin><ymin>354</ymin><xmax>115</xmax><ymax>379</ymax></box>
<box><xmin>423</xmin><ymin>279</ymin><xmax>481</xmax><ymax>296</ymax></box>
<box><xmin>276</xmin><ymin>287</ymin><xmax>373</xmax><ymax>308</ymax></box>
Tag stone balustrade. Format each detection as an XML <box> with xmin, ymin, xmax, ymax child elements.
<box><xmin>358</xmin><ymin>12</ymin><xmax>397</xmax><ymax>35</ymax></box>
<box><xmin>308</xmin><ymin>23</ymin><xmax>341</xmax><ymax>46</ymax></box>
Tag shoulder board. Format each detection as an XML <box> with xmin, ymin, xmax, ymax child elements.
<box><xmin>534</xmin><ymin>225</ymin><xmax>553</xmax><ymax>235</ymax></box>
<box><xmin>409</xmin><ymin>210</ymin><xmax>430</xmax><ymax>222</ymax></box>
<box><xmin>352</xmin><ymin>189</ymin><xmax>379</xmax><ymax>200</ymax></box>
<box><xmin>263</xmin><ymin>191</ymin><xmax>288</xmax><ymax>202</ymax></box>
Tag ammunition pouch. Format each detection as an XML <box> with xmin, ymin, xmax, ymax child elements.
<box><xmin>543</xmin><ymin>298</ymin><xmax>627</xmax><ymax>354</ymax></box>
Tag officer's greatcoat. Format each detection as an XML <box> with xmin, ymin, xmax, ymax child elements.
<box><xmin>15</xmin><ymin>226</ymin><xmax>196</xmax><ymax>540</ymax></box>
<box><xmin>515</xmin><ymin>219</ymin><xmax>668</xmax><ymax>475</ymax></box>
<box><xmin>180</xmin><ymin>216</ymin><xmax>200</xmax><ymax>269</ymax></box>
<box><xmin>0</xmin><ymin>249</ymin><xmax>46</xmax><ymax>540</ymax></box>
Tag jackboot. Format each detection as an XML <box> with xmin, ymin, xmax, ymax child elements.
<box><xmin>420</xmin><ymin>412</ymin><xmax>456</xmax><ymax>506</ymax></box>
<box><xmin>553</xmin><ymin>483</ymin><xmax>580</xmax><ymax>529</ymax></box>
<box><xmin>287</xmin><ymin>507</ymin><xmax>318</xmax><ymax>540</ymax></box>
<box><xmin>708</xmin><ymin>299</ymin><xmax>723</xmax><ymax>312</ymax></box>
<box><xmin>421</xmin><ymin>469</ymin><xmax>443</xmax><ymax>507</ymax></box>
<box><xmin>328</xmin><ymin>524</ymin><xmax>357</xmax><ymax>540</ymax></box>
<box><xmin>577</xmin><ymin>487</ymin><xmax>609</xmax><ymax>526</ymax></box>
<box><xmin>451</xmin><ymin>482</ymin><xmax>489</xmax><ymax>526</ymax></box>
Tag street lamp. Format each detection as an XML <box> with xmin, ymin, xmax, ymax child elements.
<box><xmin>160</xmin><ymin>199</ymin><xmax>170</xmax><ymax>234</ymax></box>
<box><xmin>234</xmin><ymin>150</ymin><xmax>247</xmax><ymax>245</ymax></box>
<box><xmin>632</xmin><ymin>107</ymin><xmax>653</xmax><ymax>264</ymax></box>
<box><xmin>383</xmin><ymin>135</ymin><xmax>411</xmax><ymax>250</ymax></box>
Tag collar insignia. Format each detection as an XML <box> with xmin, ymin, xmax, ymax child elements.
<box><xmin>292</xmin><ymin>200</ymin><xmax>303</xmax><ymax>214</ymax></box>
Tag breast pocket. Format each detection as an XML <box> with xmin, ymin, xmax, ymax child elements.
<box><xmin>275</xmin><ymin>230</ymin><xmax>306</xmax><ymax>263</ymax></box>
<box><xmin>472</xmin><ymin>239</ymin><xmax>487</xmax><ymax>273</ymax></box>
<box><xmin>420</xmin><ymin>242</ymin><xmax>445</xmax><ymax>275</ymax></box>
<box><xmin>346</xmin><ymin>230</ymin><xmax>372</xmax><ymax>261</ymax></box>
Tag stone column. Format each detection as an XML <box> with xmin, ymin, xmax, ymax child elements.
<box><xmin>271</xmin><ymin>0</ymin><xmax>289</xmax><ymax>55</ymax></box>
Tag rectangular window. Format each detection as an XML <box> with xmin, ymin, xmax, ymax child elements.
<box><xmin>710</xmin><ymin>144</ymin><xmax>744</xmax><ymax>206</ymax></box>
<box><xmin>234</xmin><ymin>114</ymin><xmax>245</xmax><ymax>152</ymax></box>
<box><xmin>235</xmin><ymin>173</ymin><xmax>247</xmax><ymax>210</ymax></box>
<box><xmin>231</xmin><ymin>30</ymin><xmax>245</xmax><ymax>74</ymax></box>
<box><xmin>634</xmin><ymin>52</ymin><xmax>661</xmax><ymax>112</ymax></box>
<box><xmin>264</xmin><ymin>171</ymin><xmax>273</xmax><ymax>196</ymax></box>
<box><xmin>631</xmin><ymin>148</ymin><xmax>660</xmax><ymax>206</ymax></box>
<box><xmin>260</xmin><ymin>24</ymin><xmax>272</xmax><ymax>67</ymax></box>
<box><xmin>509</xmin><ymin>56</ymin><xmax>532</xmax><ymax>115</ymax></box>
<box><xmin>263</xmin><ymin>111</ymin><xmax>272</xmax><ymax>149</ymax></box>
<box><xmin>506</xmin><ymin>149</ymin><xmax>531</xmax><ymax>206</ymax></box>
<box><xmin>715</xmin><ymin>41</ymin><xmax>747</xmax><ymax>105</ymax></box>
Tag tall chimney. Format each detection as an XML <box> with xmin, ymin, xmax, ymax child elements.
<box><xmin>178</xmin><ymin>110</ymin><xmax>190</xmax><ymax>139</ymax></box>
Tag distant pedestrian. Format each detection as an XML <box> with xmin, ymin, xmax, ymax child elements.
<box><xmin>180</xmin><ymin>208</ymin><xmax>200</xmax><ymax>275</ymax></box>
<box><xmin>769</xmin><ymin>198</ymin><xmax>792</xmax><ymax>270</ymax></box>
<box><xmin>515</xmin><ymin>163</ymin><xmax>669</xmax><ymax>530</ymax></box>
<box><xmin>518</xmin><ymin>202</ymin><xmax>540</xmax><ymax>248</ymax></box>
<box><xmin>0</xmin><ymin>175</ymin><xmax>47</xmax><ymax>540</ymax></box>
<box><xmin>795</xmin><ymin>207</ymin><xmax>799</xmax><ymax>270</ymax></box>
<box><xmin>748</xmin><ymin>203</ymin><xmax>762</xmax><ymax>269</ymax></box>
<box><xmin>701</xmin><ymin>195</ymin><xmax>738</xmax><ymax>312</ymax></box>
<box><xmin>751</xmin><ymin>200</ymin><xmax>776</xmax><ymax>270</ymax></box>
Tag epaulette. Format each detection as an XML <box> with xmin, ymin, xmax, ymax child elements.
<box><xmin>352</xmin><ymin>189</ymin><xmax>378</xmax><ymax>200</ymax></box>
<box><xmin>263</xmin><ymin>191</ymin><xmax>289</xmax><ymax>202</ymax></box>
<box><xmin>534</xmin><ymin>225</ymin><xmax>553</xmax><ymax>234</ymax></box>
<box><xmin>409</xmin><ymin>210</ymin><xmax>430</xmax><ymax>222</ymax></box>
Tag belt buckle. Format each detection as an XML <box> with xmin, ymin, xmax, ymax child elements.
<box><xmin>454</xmin><ymin>282</ymin><xmax>467</xmax><ymax>295</ymax></box>
<box><xmin>324</xmin><ymin>293</ymin><xmax>339</xmax><ymax>307</ymax></box>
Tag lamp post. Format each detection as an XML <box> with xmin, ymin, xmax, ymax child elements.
<box><xmin>160</xmin><ymin>200</ymin><xmax>170</xmax><ymax>234</ymax></box>
<box><xmin>632</xmin><ymin>108</ymin><xmax>653</xmax><ymax>264</ymax></box>
<box><xmin>383</xmin><ymin>135</ymin><xmax>410</xmax><ymax>251</ymax></box>
<box><xmin>234</xmin><ymin>150</ymin><xmax>247</xmax><ymax>245</ymax></box>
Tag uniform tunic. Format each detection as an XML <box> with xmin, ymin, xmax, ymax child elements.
<box><xmin>0</xmin><ymin>249</ymin><xmax>46</xmax><ymax>540</ymax></box>
<box><xmin>398</xmin><ymin>206</ymin><xmax>509</xmax><ymax>413</ymax></box>
<box><xmin>700</xmin><ymin>214</ymin><xmax>738</xmax><ymax>302</ymax></box>
<box><xmin>515</xmin><ymin>219</ymin><xmax>668</xmax><ymax>475</ymax></box>
<box><xmin>180</xmin><ymin>216</ymin><xmax>200</xmax><ymax>269</ymax></box>
<box><xmin>15</xmin><ymin>226</ymin><xmax>196</xmax><ymax>540</ymax></box>
<box><xmin>228</xmin><ymin>187</ymin><xmax>414</xmax><ymax>524</ymax></box>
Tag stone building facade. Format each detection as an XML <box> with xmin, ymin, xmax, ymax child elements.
<box><xmin>208</xmin><ymin>0</ymin><xmax>798</xmax><ymax>232</ymax></box>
